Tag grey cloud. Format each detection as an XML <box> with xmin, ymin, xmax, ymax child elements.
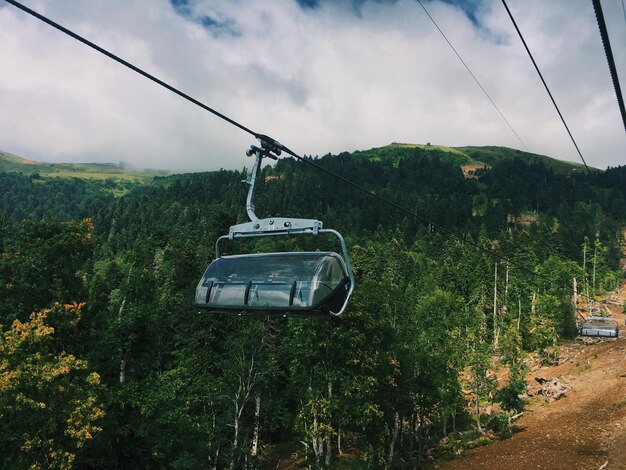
<box><xmin>0</xmin><ymin>0</ymin><xmax>624</xmax><ymax>172</ymax></box>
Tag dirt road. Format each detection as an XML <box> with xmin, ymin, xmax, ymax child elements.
<box><xmin>434</xmin><ymin>281</ymin><xmax>626</xmax><ymax>470</ymax></box>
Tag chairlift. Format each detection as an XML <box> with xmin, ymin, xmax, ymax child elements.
<box><xmin>194</xmin><ymin>138</ymin><xmax>354</xmax><ymax>317</ymax></box>
<box><xmin>579</xmin><ymin>316</ymin><xmax>619</xmax><ymax>338</ymax></box>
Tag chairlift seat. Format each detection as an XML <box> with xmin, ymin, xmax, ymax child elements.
<box><xmin>579</xmin><ymin>316</ymin><xmax>619</xmax><ymax>338</ymax></box>
<box><xmin>194</xmin><ymin>252</ymin><xmax>350</xmax><ymax>316</ymax></box>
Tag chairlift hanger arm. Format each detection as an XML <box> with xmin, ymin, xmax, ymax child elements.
<box><xmin>242</xmin><ymin>143</ymin><xmax>322</xmax><ymax>233</ymax></box>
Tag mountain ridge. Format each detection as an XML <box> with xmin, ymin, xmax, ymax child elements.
<box><xmin>356</xmin><ymin>143</ymin><xmax>591</xmax><ymax>174</ymax></box>
<box><xmin>0</xmin><ymin>143</ymin><xmax>594</xmax><ymax>181</ymax></box>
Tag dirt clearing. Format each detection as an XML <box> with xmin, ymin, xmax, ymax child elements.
<box><xmin>434</xmin><ymin>280</ymin><xmax>626</xmax><ymax>470</ymax></box>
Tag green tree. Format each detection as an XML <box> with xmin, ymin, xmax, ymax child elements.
<box><xmin>468</xmin><ymin>338</ymin><xmax>496</xmax><ymax>434</ymax></box>
<box><xmin>0</xmin><ymin>218</ymin><xmax>93</xmax><ymax>323</ymax></box>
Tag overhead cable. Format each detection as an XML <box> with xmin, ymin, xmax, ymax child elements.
<box><xmin>0</xmin><ymin>0</ymin><xmax>457</xmax><ymax>235</ymax></box>
<box><xmin>2</xmin><ymin>0</ymin><xmax>258</xmax><ymax>139</ymax></box>
<box><xmin>5</xmin><ymin>0</ymin><xmax>602</xmax><ymax>305</ymax></box>
<box><xmin>415</xmin><ymin>0</ymin><xmax>528</xmax><ymax>151</ymax></box>
<box><xmin>592</xmin><ymin>0</ymin><xmax>626</xmax><ymax>133</ymax></box>
<box><xmin>500</xmin><ymin>0</ymin><xmax>591</xmax><ymax>174</ymax></box>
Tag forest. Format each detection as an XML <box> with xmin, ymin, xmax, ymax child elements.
<box><xmin>0</xmin><ymin>145</ymin><xmax>624</xmax><ymax>469</ymax></box>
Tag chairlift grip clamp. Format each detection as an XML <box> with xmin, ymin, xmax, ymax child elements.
<box><xmin>255</xmin><ymin>133</ymin><xmax>283</xmax><ymax>157</ymax></box>
<box><xmin>247</xmin><ymin>144</ymin><xmax>278</xmax><ymax>161</ymax></box>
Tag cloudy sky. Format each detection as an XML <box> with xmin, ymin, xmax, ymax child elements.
<box><xmin>0</xmin><ymin>0</ymin><xmax>624</xmax><ymax>171</ymax></box>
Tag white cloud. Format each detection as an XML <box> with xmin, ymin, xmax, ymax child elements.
<box><xmin>0</xmin><ymin>0</ymin><xmax>624</xmax><ymax>171</ymax></box>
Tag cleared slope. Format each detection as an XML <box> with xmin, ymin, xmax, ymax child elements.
<box><xmin>457</xmin><ymin>146</ymin><xmax>589</xmax><ymax>174</ymax></box>
<box><xmin>433</xmin><ymin>276</ymin><xmax>626</xmax><ymax>470</ymax></box>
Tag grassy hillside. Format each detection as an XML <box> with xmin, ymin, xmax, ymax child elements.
<box><xmin>352</xmin><ymin>143</ymin><xmax>475</xmax><ymax>167</ymax></box>
<box><xmin>0</xmin><ymin>149</ymin><xmax>168</xmax><ymax>182</ymax></box>
<box><xmin>352</xmin><ymin>143</ymin><xmax>589</xmax><ymax>175</ymax></box>
<box><xmin>456</xmin><ymin>146</ymin><xmax>588</xmax><ymax>174</ymax></box>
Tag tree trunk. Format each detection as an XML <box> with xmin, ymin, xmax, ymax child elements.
<box><xmin>211</xmin><ymin>411</ymin><xmax>218</xmax><ymax>469</ymax></box>
<box><xmin>592</xmin><ymin>239</ymin><xmax>597</xmax><ymax>297</ymax></box>
<box><xmin>504</xmin><ymin>265</ymin><xmax>509</xmax><ymax>322</ymax></box>
<box><xmin>417</xmin><ymin>409</ymin><xmax>426</xmax><ymax>460</ymax></box>
<box><xmin>325</xmin><ymin>380</ymin><xmax>332</xmax><ymax>468</ymax></box>
<box><xmin>312</xmin><ymin>413</ymin><xmax>321</xmax><ymax>468</ymax></box>
<box><xmin>475</xmin><ymin>391</ymin><xmax>483</xmax><ymax>434</ymax></box>
<box><xmin>230</xmin><ymin>345</ymin><xmax>260</xmax><ymax>470</ymax></box>
<box><xmin>583</xmin><ymin>242</ymin><xmax>588</xmax><ymax>300</ymax></box>
<box><xmin>325</xmin><ymin>437</ymin><xmax>331</xmax><ymax>468</ymax></box>
<box><xmin>493</xmin><ymin>262</ymin><xmax>499</xmax><ymax>347</ymax></box>
<box><xmin>230</xmin><ymin>402</ymin><xmax>240</xmax><ymax>470</ymax></box>
<box><xmin>118</xmin><ymin>295</ymin><xmax>128</xmax><ymax>385</ymax></box>
<box><xmin>118</xmin><ymin>265</ymin><xmax>133</xmax><ymax>385</ymax></box>
<box><xmin>505</xmin><ymin>265</ymin><xmax>509</xmax><ymax>300</ymax></box>
<box><xmin>337</xmin><ymin>428</ymin><xmax>342</xmax><ymax>457</ymax></box>
<box><xmin>409</xmin><ymin>413</ymin><xmax>415</xmax><ymax>464</ymax></box>
<box><xmin>119</xmin><ymin>351</ymin><xmax>127</xmax><ymax>385</ymax></box>
<box><xmin>251</xmin><ymin>394</ymin><xmax>261</xmax><ymax>458</ymax></box>
<box><xmin>385</xmin><ymin>411</ymin><xmax>400</xmax><ymax>470</ymax></box>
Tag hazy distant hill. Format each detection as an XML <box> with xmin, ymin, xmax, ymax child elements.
<box><xmin>0</xmin><ymin>149</ymin><xmax>168</xmax><ymax>181</ymax></box>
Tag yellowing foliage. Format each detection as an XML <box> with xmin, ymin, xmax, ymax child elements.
<box><xmin>0</xmin><ymin>302</ymin><xmax>104</xmax><ymax>469</ymax></box>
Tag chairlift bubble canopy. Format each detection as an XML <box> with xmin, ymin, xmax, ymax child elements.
<box><xmin>579</xmin><ymin>316</ymin><xmax>619</xmax><ymax>338</ymax></box>
<box><xmin>195</xmin><ymin>251</ymin><xmax>351</xmax><ymax>315</ymax></box>
<box><xmin>194</xmin><ymin>141</ymin><xmax>354</xmax><ymax>317</ymax></box>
